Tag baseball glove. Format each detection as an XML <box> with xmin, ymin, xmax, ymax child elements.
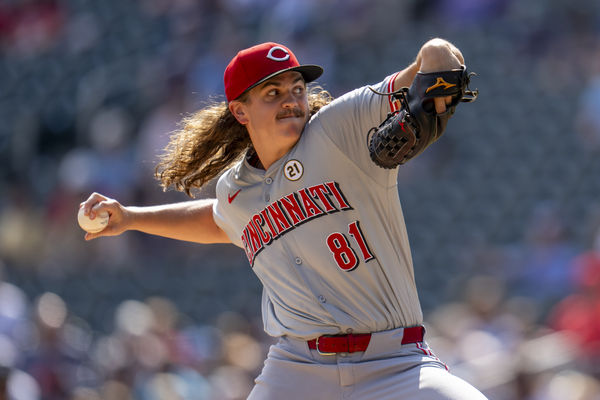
<box><xmin>367</xmin><ymin>66</ymin><xmax>478</xmax><ymax>169</ymax></box>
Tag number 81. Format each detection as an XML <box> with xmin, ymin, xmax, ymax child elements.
<box><xmin>326</xmin><ymin>221</ymin><xmax>375</xmax><ymax>271</ymax></box>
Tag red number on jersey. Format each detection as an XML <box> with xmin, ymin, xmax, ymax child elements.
<box><xmin>326</xmin><ymin>232</ymin><xmax>358</xmax><ymax>271</ymax></box>
<box><xmin>325</xmin><ymin>220</ymin><xmax>375</xmax><ymax>271</ymax></box>
<box><xmin>348</xmin><ymin>221</ymin><xmax>374</xmax><ymax>262</ymax></box>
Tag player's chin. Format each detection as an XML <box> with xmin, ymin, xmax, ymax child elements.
<box><xmin>282</xmin><ymin>127</ymin><xmax>304</xmax><ymax>143</ymax></box>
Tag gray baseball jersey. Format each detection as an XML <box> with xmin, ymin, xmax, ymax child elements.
<box><xmin>213</xmin><ymin>73</ymin><xmax>423</xmax><ymax>340</ymax></box>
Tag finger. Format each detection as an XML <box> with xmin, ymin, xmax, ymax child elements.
<box><xmin>434</xmin><ymin>97</ymin><xmax>447</xmax><ymax>114</ymax></box>
<box><xmin>434</xmin><ymin>96</ymin><xmax>453</xmax><ymax>114</ymax></box>
<box><xmin>85</xmin><ymin>231</ymin><xmax>106</xmax><ymax>241</ymax></box>
<box><xmin>82</xmin><ymin>193</ymin><xmax>108</xmax><ymax>214</ymax></box>
<box><xmin>86</xmin><ymin>203</ymin><xmax>102</xmax><ymax>219</ymax></box>
<box><xmin>89</xmin><ymin>202</ymin><xmax>108</xmax><ymax>219</ymax></box>
<box><xmin>82</xmin><ymin>193</ymin><xmax>110</xmax><ymax>217</ymax></box>
<box><xmin>84</xmin><ymin>224</ymin><xmax>112</xmax><ymax>241</ymax></box>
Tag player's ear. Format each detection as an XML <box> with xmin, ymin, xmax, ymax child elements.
<box><xmin>229</xmin><ymin>101</ymin><xmax>249</xmax><ymax>125</ymax></box>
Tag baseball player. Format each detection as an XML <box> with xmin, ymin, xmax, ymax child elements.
<box><xmin>80</xmin><ymin>40</ymin><xmax>485</xmax><ymax>399</ymax></box>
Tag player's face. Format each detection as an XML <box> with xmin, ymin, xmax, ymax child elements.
<box><xmin>230</xmin><ymin>71</ymin><xmax>309</xmax><ymax>167</ymax></box>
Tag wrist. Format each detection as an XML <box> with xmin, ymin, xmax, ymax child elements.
<box><xmin>121</xmin><ymin>205</ymin><xmax>138</xmax><ymax>231</ymax></box>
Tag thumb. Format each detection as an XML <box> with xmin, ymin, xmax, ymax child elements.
<box><xmin>84</xmin><ymin>232</ymin><xmax>96</xmax><ymax>241</ymax></box>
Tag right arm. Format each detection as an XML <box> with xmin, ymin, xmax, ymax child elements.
<box><xmin>79</xmin><ymin>192</ymin><xmax>231</xmax><ymax>244</ymax></box>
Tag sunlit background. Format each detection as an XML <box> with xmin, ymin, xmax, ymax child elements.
<box><xmin>1</xmin><ymin>0</ymin><xmax>600</xmax><ymax>399</ymax></box>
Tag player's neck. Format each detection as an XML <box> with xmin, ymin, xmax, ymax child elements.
<box><xmin>251</xmin><ymin>139</ymin><xmax>299</xmax><ymax>171</ymax></box>
<box><xmin>247</xmin><ymin>150</ymin><xmax>264</xmax><ymax>169</ymax></box>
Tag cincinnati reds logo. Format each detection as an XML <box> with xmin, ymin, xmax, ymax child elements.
<box><xmin>267</xmin><ymin>46</ymin><xmax>290</xmax><ymax>62</ymax></box>
<box><xmin>284</xmin><ymin>159</ymin><xmax>303</xmax><ymax>181</ymax></box>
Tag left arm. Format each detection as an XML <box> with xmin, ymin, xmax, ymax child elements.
<box><xmin>313</xmin><ymin>37</ymin><xmax>473</xmax><ymax>175</ymax></box>
<box><xmin>393</xmin><ymin>38</ymin><xmax>465</xmax><ymax>113</ymax></box>
<box><xmin>368</xmin><ymin>38</ymin><xmax>477</xmax><ymax>169</ymax></box>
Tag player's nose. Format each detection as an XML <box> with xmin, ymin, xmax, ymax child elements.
<box><xmin>281</xmin><ymin>90</ymin><xmax>301</xmax><ymax>108</ymax></box>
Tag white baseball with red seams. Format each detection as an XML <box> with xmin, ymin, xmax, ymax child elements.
<box><xmin>77</xmin><ymin>206</ymin><xmax>109</xmax><ymax>233</ymax></box>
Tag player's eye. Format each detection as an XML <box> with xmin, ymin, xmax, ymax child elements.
<box><xmin>293</xmin><ymin>86</ymin><xmax>304</xmax><ymax>95</ymax></box>
<box><xmin>266</xmin><ymin>89</ymin><xmax>278</xmax><ymax>96</ymax></box>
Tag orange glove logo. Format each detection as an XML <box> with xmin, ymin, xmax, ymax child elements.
<box><xmin>425</xmin><ymin>77</ymin><xmax>456</xmax><ymax>93</ymax></box>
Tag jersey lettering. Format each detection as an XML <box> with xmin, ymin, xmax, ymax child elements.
<box><xmin>240</xmin><ymin>181</ymin><xmax>353</xmax><ymax>266</ymax></box>
<box><xmin>252</xmin><ymin>213</ymin><xmax>272</xmax><ymax>245</ymax></box>
<box><xmin>279</xmin><ymin>193</ymin><xmax>307</xmax><ymax>225</ymax></box>
<box><xmin>307</xmin><ymin>184</ymin><xmax>337</xmax><ymax>212</ymax></box>
<box><xmin>325</xmin><ymin>182</ymin><xmax>352</xmax><ymax>210</ymax></box>
<box><xmin>298</xmin><ymin>188</ymin><xmax>324</xmax><ymax>219</ymax></box>
<box><xmin>260</xmin><ymin>208</ymin><xmax>278</xmax><ymax>238</ymax></box>
<box><xmin>266</xmin><ymin>202</ymin><xmax>293</xmax><ymax>235</ymax></box>
<box><xmin>241</xmin><ymin>229</ymin><xmax>253</xmax><ymax>264</ymax></box>
<box><xmin>246</xmin><ymin>219</ymin><xmax>263</xmax><ymax>255</ymax></box>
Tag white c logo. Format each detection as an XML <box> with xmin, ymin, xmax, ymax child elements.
<box><xmin>267</xmin><ymin>46</ymin><xmax>290</xmax><ymax>62</ymax></box>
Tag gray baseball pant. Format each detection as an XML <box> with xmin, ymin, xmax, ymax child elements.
<box><xmin>247</xmin><ymin>327</ymin><xmax>489</xmax><ymax>400</ymax></box>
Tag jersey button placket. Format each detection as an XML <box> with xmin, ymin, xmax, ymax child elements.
<box><xmin>264</xmin><ymin>177</ymin><xmax>273</xmax><ymax>202</ymax></box>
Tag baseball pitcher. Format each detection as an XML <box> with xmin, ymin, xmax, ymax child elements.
<box><xmin>80</xmin><ymin>40</ymin><xmax>485</xmax><ymax>399</ymax></box>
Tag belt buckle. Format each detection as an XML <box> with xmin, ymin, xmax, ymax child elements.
<box><xmin>315</xmin><ymin>336</ymin><xmax>336</xmax><ymax>356</ymax></box>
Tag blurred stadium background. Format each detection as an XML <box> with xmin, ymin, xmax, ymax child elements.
<box><xmin>1</xmin><ymin>0</ymin><xmax>600</xmax><ymax>398</ymax></box>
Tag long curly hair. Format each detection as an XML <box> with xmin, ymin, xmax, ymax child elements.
<box><xmin>155</xmin><ymin>85</ymin><xmax>333</xmax><ymax>197</ymax></box>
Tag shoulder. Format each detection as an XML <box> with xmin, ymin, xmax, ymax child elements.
<box><xmin>215</xmin><ymin>162</ymin><xmax>241</xmax><ymax>200</ymax></box>
<box><xmin>215</xmin><ymin>156</ymin><xmax>264</xmax><ymax>202</ymax></box>
<box><xmin>311</xmin><ymin>76</ymin><xmax>397</xmax><ymax>122</ymax></box>
<box><xmin>216</xmin><ymin>164</ymin><xmax>236</xmax><ymax>189</ymax></box>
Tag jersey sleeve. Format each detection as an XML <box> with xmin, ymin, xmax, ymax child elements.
<box><xmin>213</xmin><ymin>170</ymin><xmax>244</xmax><ymax>248</ymax></box>
<box><xmin>312</xmin><ymin>73</ymin><xmax>403</xmax><ymax>177</ymax></box>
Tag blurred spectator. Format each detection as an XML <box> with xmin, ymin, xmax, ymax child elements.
<box><xmin>5</xmin><ymin>368</ymin><xmax>41</xmax><ymax>400</ymax></box>
<box><xmin>548</xmin><ymin>226</ymin><xmax>600</xmax><ymax>377</ymax></box>
<box><xmin>505</xmin><ymin>202</ymin><xmax>579</xmax><ymax>312</ymax></box>
<box><xmin>24</xmin><ymin>293</ymin><xmax>78</xmax><ymax>398</ymax></box>
<box><xmin>0</xmin><ymin>0</ymin><xmax>65</xmax><ymax>57</ymax></box>
<box><xmin>576</xmin><ymin>75</ymin><xmax>600</xmax><ymax>151</ymax></box>
<box><xmin>0</xmin><ymin>186</ymin><xmax>45</xmax><ymax>267</ymax></box>
<box><xmin>0</xmin><ymin>366</ymin><xmax>8</xmax><ymax>400</ymax></box>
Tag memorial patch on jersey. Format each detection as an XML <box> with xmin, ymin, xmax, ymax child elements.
<box><xmin>283</xmin><ymin>159</ymin><xmax>303</xmax><ymax>181</ymax></box>
<box><xmin>241</xmin><ymin>181</ymin><xmax>351</xmax><ymax>266</ymax></box>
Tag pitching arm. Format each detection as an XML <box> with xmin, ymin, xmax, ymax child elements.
<box><xmin>79</xmin><ymin>192</ymin><xmax>231</xmax><ymax>244</ymax></box>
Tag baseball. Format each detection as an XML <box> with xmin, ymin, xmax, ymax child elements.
<box><xmin>77</xmin><ymin>206</ymin><xmax>109</xmax><ymax>233</ymax></box>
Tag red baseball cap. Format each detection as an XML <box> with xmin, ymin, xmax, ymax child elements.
<box><xmin>224</xmin><ymin>42</ymin><xmax>323</xmax><ymax>102</ymax></box>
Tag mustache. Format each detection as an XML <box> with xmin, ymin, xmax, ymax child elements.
<box><xmin>276</xmin><ymin>108</ymin><xmax>305</xmax><ymax>119</ymax></box>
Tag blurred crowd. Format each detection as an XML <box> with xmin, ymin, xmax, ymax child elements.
<box><xmin>1</xmin><ymin>0</ymin><xmax>600</xmax><ymax>398</ymax></box>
